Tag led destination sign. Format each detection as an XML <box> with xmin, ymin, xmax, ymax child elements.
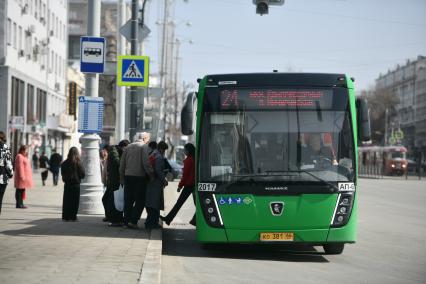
<box><xmin>219</xmin><ymin>89</ymin><xmax>333</xmax><ymax>110</ymax></box>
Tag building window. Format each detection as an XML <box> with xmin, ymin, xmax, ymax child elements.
<box><xmin>13</xmin><ymin>22</ymin><xmax>17</xmax><ymax>48</ymax></box>
<box><xmin>7</xmin><ymin>19</ymin><xmax>11</xmax><ymax>45</ymax></box>
<box><xmin>11</xmin><ymin>77</ymin><xmax>25</xmax><ymax>116</ymax></box>
<box><xmin>18</xmin><ymin>26</ymin><xmax>22</xmax><ymax>51</ymax></box>
<box><xmin>56</xmin><ymin>17</ymin><xmax>58</xmax><ymax>38</ymax></box>
<box><xmin>27</xmin><ymin>84</ymin><xmax>35</xmax><ymax>124</ymax></box>
<box><xmin>68</xmin><ymin>35</ymin><xmax>80</xmax><ymax>60</ymax></box>
<box><xmin>55</xmin><ymin>53</ymin><xmax>58</xmax><ymax>75</ymax></box>
<box><xmin>36</xmin><ymin>88</ymin><xmax>47</xmax><ymax>124</ymax></box>
<box><xmin>34</xmin><ymin>0</ymin><xmax>38</xmax><ymax>19</ymax></box>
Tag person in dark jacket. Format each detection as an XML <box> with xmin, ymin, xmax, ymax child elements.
<box><xmin>0</xmin><ymin>132</ymin><xmax>14</xmax><ymax>215</ymax></box>
<box><xmin>161</xmin><ymin>143</ymin><xmax>196</xmax><ymax>226</ymax></box>
<box><xmin>49</xmin><ymin>149</ymin><xmax>62</xmax><ymax>186</ymax></box>
<box><xmin>61</xmin><ymin>147</ymin><xmax>85</xmax><ymax>221</ymax></box>
<box><xmin>39</xmin><ymin>151</ymin><xmax>49</xmax><ymax>186</ymax></box>
<box><xmin>106</xmin><ymin>140</ymin><xmax>129</xmax><ymax>226</ymax></box>
<box><xmin>145</xmin><ymin>141</ymin><xmax>169</xmax><ymax>229</ymax></box>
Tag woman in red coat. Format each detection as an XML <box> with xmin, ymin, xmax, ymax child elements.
<box><xmin>161</xmin><ymin>143</ymin><xmax>196</xmax><ymax>226</ymax></box>
<box><xmin>14</xmin><ymin>145</ymin><xmax>34</xmax><ymax>208</ymax></box>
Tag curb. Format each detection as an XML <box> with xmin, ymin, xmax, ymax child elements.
<box><xmin>139</xmin><ymin>228</ymin><xmax>162</xmax><ymax>284</ymax></box>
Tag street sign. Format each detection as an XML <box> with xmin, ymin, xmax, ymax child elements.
<box><xmin>78</xmin><ymin>96</ymin><xmax>104</xmax><ymax>134</ymax></box>
<box><xmin>119</xmin><ymin>20</ymin><xmax>151</xmax><ymax>42</ymax></box>
<box><xmin>117</xmin><ymin>55</ymin><xmax>149</xmax><ymax>87</ymax></box>
<box><xmin>9</xmin><ymin>116</ymin><xmax>25</xmax><ymax>130</ymax></box>
<box><xmin>80</xmin><ymin>37</ymin><xmax>106</xmax><ymax>73</ymax></box>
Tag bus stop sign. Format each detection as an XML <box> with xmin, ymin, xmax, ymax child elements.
<box><xmin>80</xmin><ymin>37</ymin><xmax>106</xmax><ymax>73</ymax></box>
<box><xmin>117</xmin><ymin>55</ymin><xmax>149</xmax><ymax>87</ymax></box>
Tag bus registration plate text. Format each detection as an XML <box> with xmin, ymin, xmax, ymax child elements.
<box><xmin>198</xmin><ymin>183</ymin><xmax>217</xmax><ymax>192</ymax></box>
<box><xmin>260</xmin><ymin>232</ymin><xmax>294</xmax><ymax>242</ymax></box>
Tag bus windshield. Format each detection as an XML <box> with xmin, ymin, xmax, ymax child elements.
<box><xmin>199</xmin><ymin>109</ymin><xmax>355</xmax><ymax>184</ymax></box>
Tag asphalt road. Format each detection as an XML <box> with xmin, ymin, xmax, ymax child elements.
<box><xmin>161</xmin><ymin>178</ymin><xmax>426</xmax><ymax>284</ymax></box>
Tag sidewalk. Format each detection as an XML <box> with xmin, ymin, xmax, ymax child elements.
<box><xmin>0</xmin><ymin>173</ymin><xmax>165</xmax><ymax>284</ymax></box>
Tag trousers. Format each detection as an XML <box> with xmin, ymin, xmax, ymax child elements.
<box><xmin>164</xmin><ymin>186</ymin><xmax>195</xmax><ymax>223</ymax></box>
<box><xmin>62</xmin><ymin>184</ymin><xmax>80</xmax><ymax>220</ymax></box>
<box><xmin>123</xmin><ymin>176</ymin><xmax>148</xmax><ymax>225</ymax></box>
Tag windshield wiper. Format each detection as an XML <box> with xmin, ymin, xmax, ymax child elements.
<box><xmin>266</xmin><ymin>170</ymin><xmax>338</xmax><ymax>191</ymax></box>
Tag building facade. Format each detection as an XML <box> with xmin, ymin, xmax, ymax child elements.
<box><xmin>375</xmin><ymin>55</ymin><xmax>426</xmax><ymax>157</ymax></box>
<box><xmin>0</xmin><ymin>0</ymin><xmax>71</xmax><ymax>158</ymax></box>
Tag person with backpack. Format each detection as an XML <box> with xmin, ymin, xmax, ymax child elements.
<box><xmin>0</xmin><ymin>132</ymin><xmax>13</xmax><ymax>215</ymax></box>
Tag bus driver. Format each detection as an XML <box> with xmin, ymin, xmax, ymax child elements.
<box><xmin>302</xmin><ymin>133</ymin><xmax>338</xmax><ymax>168</ymax></box>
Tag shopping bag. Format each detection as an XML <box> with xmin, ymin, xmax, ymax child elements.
<box><xmin>114</xmin><ymin>185</ymin><xmax>124</xmax><ymax>212</ymax></box>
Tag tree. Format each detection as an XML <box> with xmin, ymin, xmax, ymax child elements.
<box><xmin>361</xmin><ymin>87</ymin><xmax>399</xmax><ymax>145</ymax></box>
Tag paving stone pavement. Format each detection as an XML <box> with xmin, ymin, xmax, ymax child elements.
<box><xmin>0</xmin><ymin>173</ymin><xmax>154</xmax><ymax>284</ymax></box>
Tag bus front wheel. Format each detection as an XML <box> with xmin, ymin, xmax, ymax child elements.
<box><xmin>323</xmin><ymin>243</ymin><xmax>345</xmax><ymax>254</ymax></box>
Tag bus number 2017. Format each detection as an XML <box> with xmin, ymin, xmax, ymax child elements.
<box><xmin>198</xmin><ymin>183</ymin><xmax>217</xmax><ymax>192</ymax></box>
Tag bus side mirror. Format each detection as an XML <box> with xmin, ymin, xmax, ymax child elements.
<box><xmin>356</xmin><ymin>98</ymin><xmax>371</xmax><ymax>142</ymax></box>
<box><xmin>181</xmin><ymin>92</ymin><xmax>197</xmax><ymax>135</ymax></box>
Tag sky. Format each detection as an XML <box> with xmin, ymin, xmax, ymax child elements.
<box><xmin>143</xmin><ymin>0</ymin><xmax>426</xmax><ymax>92</ymax></box>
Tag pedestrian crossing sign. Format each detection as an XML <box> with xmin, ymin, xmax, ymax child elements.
<box><xmin>117</xmin><ymin>55</ymin><xmax>149</xmax><ymax>87</ymax></box>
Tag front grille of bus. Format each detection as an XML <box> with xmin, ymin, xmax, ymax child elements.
<box><xmin>199</xmin><ymin>192</ymin><xmax>224</xmax><ymax>228</ymax></box>
<box><xmin>330</xmin><ymin>192</ymin><xmax>355</xmax><ymax>228</ymax></box>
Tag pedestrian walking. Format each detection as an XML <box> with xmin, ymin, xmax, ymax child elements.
<box><xmin>61</xmin><ymin>147</ymin><xmax>85</xmax><ymax>221</ymax></box>
<box><xmin>119</xmin><ymin>132</ymin><xmax>153</xmax><ymax>228</ymax></box>
<box><xmin>32</xmin><ymin>150</ymin><xmax>39</xmax><ymax>171</ymax></box>
<box><xmin>161</xmin><ymin>143</ymin><xmax>196</xmax><ymax>226</ymax></box>
<box><xmin>106</xmin><ymin>140</ymin><xmax>130</xmax><ymax>227</ymax></box>
<box><xmin>39</xmin><ymin>151</ymin><xmax>49</xmax><ymax>186</ymax></box>
<box><xmin>145</xmin><ymin>141</ymin><xmax>169</xmax><ymax>229</ymax></box>
<box><xmin>14</xmin><ymin>145</ymin><xmax>34</xmax><ymax>209</ymax></box>
<box><xmin>0</xmin><ymin>132</ymin><xmax>14</xmax><ymax>215</ymax></box>
<box><xmin>49</xmin><ymin>149</ymin><xmax>62</xmax><ymax>186</ymax></box>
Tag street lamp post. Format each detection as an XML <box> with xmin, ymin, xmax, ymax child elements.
<box><xmin>79</xmin><ymin>0</ymin><xmax>103</xmax><ymax>214</ymax></box>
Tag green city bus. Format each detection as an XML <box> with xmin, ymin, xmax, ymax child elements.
<box><xmin>181</xmin><ymin>73</ymin><xmax>371</xmax><ymax>254</ymax></box>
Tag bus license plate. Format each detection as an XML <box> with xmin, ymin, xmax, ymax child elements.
<box><xmin>260</xmin><ymin>232</ymin><xmax>294</xmax><ymax>242</ymax></box>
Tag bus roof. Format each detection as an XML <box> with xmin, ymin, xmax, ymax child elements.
<box><xmin>202</xmin><ymin>73</ymin><xmax>350</xmax><ymax>88</ymax></box>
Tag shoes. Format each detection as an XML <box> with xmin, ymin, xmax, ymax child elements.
<box><xmin>102</xmin><ymin>217</ymin><xmax>109</xmax><ymax>222</ymax></box>
<box><xmin>189</xmin><ymin>216</ymin><xmax>196</xmax><ymax>226</ymax></box>
<box><xmin>108</xmin><ymin>222</ymin><xmax>123</xmax><ymax>227</ymax></box>
<box><xmin>70</xmin><ymin>218</ymin><xmax>78</xmax><ymax>222</ymax></box>
<box><xmin>159</xmin><ymin>215</ymin><xmax>171</xmax><ymax>226</ymax></box>
<box><xmin>16</xmin><ymin>205</ymin><xmax>27</xmax><ymax>209</ymax></box>
<box><xmin>62</xmin><ymin>219</ymin><xmax>70</xmax><ymax>222</ymax></box>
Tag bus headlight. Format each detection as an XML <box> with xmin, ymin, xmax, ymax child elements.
<box><xmin>331</xmin><ymin>192</ymin><xmax>355</xmax><ymax>228</ymax></box>
<box><xmin>391</xmin><ymin>164</ymin><xmax>395</xmax><ymax>168</ymax></box>
<box><xmin>199</xmin><ymin>192</ymin><xmax>224</xmax><ymax>228</ymax></box>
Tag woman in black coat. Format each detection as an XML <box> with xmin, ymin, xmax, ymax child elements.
<box><xmin>61</xmin><ymin>147</ymin><xmax>85</xmax><ymax>221</ymax></box>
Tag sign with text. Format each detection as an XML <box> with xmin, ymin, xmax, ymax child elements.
<box><xmin>78</xmin><ymin>96</ymin><xmax>104</xmax><ymax>134</ymax></box>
